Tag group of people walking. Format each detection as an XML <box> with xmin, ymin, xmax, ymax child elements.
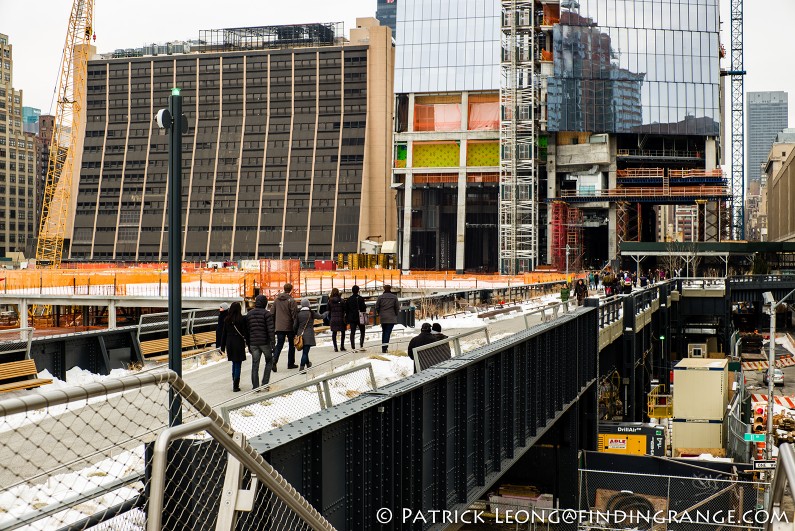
<box><xmin>216</xmin><ymin>283</ymin><xmax>402</xmax><ymax>393</ymax></box>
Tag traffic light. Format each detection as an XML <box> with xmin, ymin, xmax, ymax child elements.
<box><xmin>753</xmin><ymin>406</ymin><xmax>766</xmax><ymax>434</ymax></box>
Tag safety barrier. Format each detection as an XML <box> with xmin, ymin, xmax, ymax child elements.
<box><xmin>219</xmin><ymin>363</ymin><xmax>377</xmax><ymax>439</ymax></box>
<box><xmin>0</xmin><ymin>370</ymin><xmax>335</xmax><ymax>530</ymax></box>
<box><xmin>0</xmin><ymin>327</ymin><xmax>34</xmax><ymax>358</ymax></box>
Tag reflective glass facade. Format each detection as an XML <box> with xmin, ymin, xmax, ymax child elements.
<box><xmin>395</xmin><ymin>0</ymin><xmax>500</xmax><ymax>93</ymax></box>
<box><xmin>376</xmin><ymin>0</ymin><xmax>398</xmax><ymax>38</ymax></box>
<box><xmin>547</xmin><ymin>0</ymin><xmax>720</xmax><ymax>136</ymax></box>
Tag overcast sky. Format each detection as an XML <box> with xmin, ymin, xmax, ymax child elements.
<box><xmin>2</xmin><ymin>0</ymin><xmax>793</xmax><ymax>127</ymax></box>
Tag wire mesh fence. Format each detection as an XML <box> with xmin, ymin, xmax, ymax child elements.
<box><xmin>0</xmin><ymin>370</ymin><xmax>334</xmax><ymax>530</ymax></box>
<box><xmin>578</xmin><ymin>469</ymin><xmax>769</xmax><ymax>530</ymax></box>
<box><xmin>220</xmin><ymin>364</ymin><xmax>377</xmax><ymax>439</ymax></box>
<box><xmin>0</xmin><ymin>327</ymin><xmax>33</xmax><ymax>358</ymax></box>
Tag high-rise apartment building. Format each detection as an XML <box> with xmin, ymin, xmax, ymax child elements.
<box><xmin>393</xmin><ymin>0</ymin><xmax>501</xmax><ymax>272</ymax></box>
<box><xmin>375</xmin><ymin>0</ymin><xmax>397</xmax><ymax>38</ymax></box>
<box><xmin>747</xmin><ymin>92</ymin><xmax>788</xmax><ymax>186</ymax></box>
<box><xmin>0</xmin><ymin>34</ymin><xmax>37</xmax><ymax>258</ymax></box>
<box><xmin>70</xmin><ymin>19</ymin><xmax>395</xmax><ymax>262</ymax></box>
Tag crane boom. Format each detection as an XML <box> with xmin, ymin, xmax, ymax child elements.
<box><xmin>36</xmin><ymin>0</ymin><xmax>94</xmax><ymax>268</ymax></box>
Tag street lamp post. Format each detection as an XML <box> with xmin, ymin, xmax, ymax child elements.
<box><xmin>764</xmin><ymin>288</ymin><xmax>795</xmax><ymax>460</ymax></box>
<box><xmin>565</xmin><ymin>244</ymin><xmax>571</xmax><ymax>280</ymax></box>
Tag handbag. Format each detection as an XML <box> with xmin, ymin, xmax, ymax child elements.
<box><xmin>359</xmin><ymin>311</ymin><xmax>367</xmax><ymax>326</ymax></box>
<box><xmin>294</xmin><ymin>312</ymin><xmax>310</xmax><ymax>349</ymax></box>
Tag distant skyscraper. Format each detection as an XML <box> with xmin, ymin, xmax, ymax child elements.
<box><xmin>747</xmin><ymin>91</ymin><xmax>788</xmax><ymax>186</ymax></box>
<box><xmin>376</xmin><ymin>0</ymin><xmax>397</xmax><ymax>38</ymax></box>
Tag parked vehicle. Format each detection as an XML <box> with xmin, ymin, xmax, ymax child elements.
<box><xmin>763</xmin><ymin>368</ymin><xmax>785</xmax><ymax>387</ymax></box>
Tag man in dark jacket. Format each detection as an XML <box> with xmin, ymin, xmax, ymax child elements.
<box><xmin>346</xmin><ymin>285</ymin><xmax>367</xmax><ymax>351</ymax></box>
<box><xmin>246</xmin><ymin>294</ymin><xmax>276</xmax><ymax>389</ymax></box>
<box><xmin>375</xmin><ymin>285</ymin><xmax>399</xmax><ymax>353</ymax></box>
<box><xmin>273</xmin><ymin>283</ymin><xmax>299</xmax><ymax>370</ymax></box>
<box><xmin>407</xmin><ymin>323</ymin><xmax>438</xmax><ymax>373</ymax></box>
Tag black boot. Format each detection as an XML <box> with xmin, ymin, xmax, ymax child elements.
<box><xmin>233</xmin><ymin>378</ymin><xmax>241</xmax><ymax>392</ymax></box>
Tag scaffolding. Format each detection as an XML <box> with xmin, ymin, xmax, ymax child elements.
<box><xmin>500</xmin><ymin>0</ymin><xmax>538</xmax><ymax>274</ymax></box>
<box><xmin>550</xmin><ymin>202</ymin><xmax>583</xmax><ymax>272</ymax></box>
<box><xmin>198</xmin><ymin>23</ymin><xmax>343</xmax><ymax>53</ymax></box>
<box><xmin>616</xmin><ymin>202</ymin><xmax>641</xmax><ymax>246</ymax></box>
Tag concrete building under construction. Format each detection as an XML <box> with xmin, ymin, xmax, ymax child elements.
<box><xmin>69</xmin><ymin>19</ymin><xmax>395</xmax><ymax>262</ymax></box>
<box><xmin>391</xmin><ymin>0</ymin><xmax>726</xmax><ymax>273</ymax></box>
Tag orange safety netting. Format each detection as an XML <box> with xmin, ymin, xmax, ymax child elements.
<box><xmin>259</xmin><ymin>259</ymin><xmax>302</xmax><ymax>298</ymax></box>
<box><xmin>468</xmin><ymin>95</ymin><xmax>500</xmax><ymax>131</ymax></box>
<box><xmin>414</xmin><ymin>103</ymin><xmax>462</xmax><ymax>132</ymax></box>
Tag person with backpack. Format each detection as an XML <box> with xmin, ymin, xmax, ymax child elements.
<box><xmin>345</xmin><ymin>285</ymin><xmax>367</xmax><ymax>351</ymax></box>
<box><xmin>219</xmin><ymin>301</ymin><xmax>248</xmax><ymax>392</ymax></box>
<box><xmin>294</xmin><ymin>298</ymin><xmax>322</xmax><ymax>372</ymax></box>
<box><xmin>246</xmin><ymin>294</ymin><xmax>276</xmax><ymax>390</ymax></box>
<box><xmin>375</xmin><ymin>285</ymin><xmax>399</xmax><ymax>353</ymax></box>
<box><xmin>273</xmin><ymin>283</ymin><xmax>299</xmax><ymax>370</ymax></box>
<box><xmin>328</xmin><ymin>288</ymin><xmax>347</xmax><ymax>352</ymax></box>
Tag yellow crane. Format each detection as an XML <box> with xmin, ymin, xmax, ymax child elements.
<box><xmin>36</xmin><ymin>0</ymin><xmax>94</xmax><ymax>268</ymax></box>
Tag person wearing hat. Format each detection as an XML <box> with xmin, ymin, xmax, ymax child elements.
<box><xmin>246</xmin><ymin>294</ymin><xmax>276</xmax><ymax>390</ymax></box>
<box><xmin>294</xmin><ymin>298</ymin><xmax>323</xmax><ymax>372</ymax></box>
<box><xmin>407</xmin><ymin>323</ymin><xmax>438</xmax><ymax>373</ymax></box>
<box><xmin>216</xmin><ymin>302</ymin><xmax>229</xmax><ymax>348</ymax></box>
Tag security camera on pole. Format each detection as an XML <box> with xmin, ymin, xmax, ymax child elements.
<box><xmin>157</xmin><ymin>88</ymin><xmax>188</xmax><ymax>426</ymax></box>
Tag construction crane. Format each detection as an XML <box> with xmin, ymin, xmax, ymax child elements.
<box><xmin>726</xmin><ymin>0</ymin><xmax>745</xmax><ymax>240</ymax></box>
<box><xmin>36</xmin><ymin>0</ymin><xmax>95</xmax><ymax>268</ymax></box>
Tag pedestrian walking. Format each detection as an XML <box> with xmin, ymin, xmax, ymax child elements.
<box><xmin>220</xmin><ymin>301</ymin><xmax>248</xmax><ymax>392</ymax></box>
<box><xmin>246</xmin><ymin>294</ymin><xmax>276</xmax><ymax>390</ymax></box>
<box><xmin>294</xmin><ymin>298</ymin><xmax>322</xmax><ymax>372</ymax></box>
<box><xmin>328</xmin><ymin>288</ymin><xmax>347</xmax><ymax>352</ymax></box>
<box><xmin>588</xmin><ymin>271</ymin><xmax>596</xmax><ymax>291</ymax></box>
<box><xmin>273</xmin><ymin>283</ymin><xmax>299</xmax><ymax>370</ymax></box>
<box><xmin>574</xmin><ymin>279</ymin><xmax>588</xmax><ymax>305</ymax></box>
<box><xmin>216</xmin><ymin>302</ymin><xmax>229</xmax><ymax>348</ymax></box>
<box><xmin>375</xmin><ymin>284</ymin><xmax>399</xmax><ymax>353</ymax></box>
<box><xmin>346</xmin><ymin>285</ymin><xmax>367</xmax><ymax>351</ymax></box>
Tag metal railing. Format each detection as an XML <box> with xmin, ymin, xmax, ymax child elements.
<box><xmin>647</xmin><ymin>383</ymin><xmax>673</xmax><ymax>419</ymax></box>
<box><xmin>768</xmin><ymin>443</ymin><xmax>795</xmax><ymax>530</ymax></box>
<box><xmin>412</xmin><ymin>327</ymin><xmax>491</xmax><ymax>372</ymax></box>
<box><xmin>0</xmin><ymin>327</ymin><xmax>34</xmax><ymax>358</ymax></box>
<box><xmin>0</xmin><ymin>370</ymin><xmax>335</xmax><ymax>530</ymax></box>
<box><xmin>220</xmin><ymin>363</ymin><xmax>377</xmax><ymax>438</ymax></box>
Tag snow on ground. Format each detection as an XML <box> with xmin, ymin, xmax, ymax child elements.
<box><xmin>0</xmin><ymin>447</ymin><xmax>146</xmax><ymax>530</ymax></box>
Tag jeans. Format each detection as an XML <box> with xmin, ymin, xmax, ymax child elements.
<box><xmin>249</xmin><ymin>343</ymin><xmax>273</xmax><ymax>388</ymax></box>
<box><xmin>381</xmin><ymin>323</ymin><xmax>395</xmax><ymax>353</ymax></box>
<box><xmin>274</xmin><ymin>331</ymin><xmax>296</xmax><ymax>366</ymax></box>
<box><xmin>231</xmin><ymin>360</ymin><xmax>242</xmax><ymax>381</ymax></box>
<box><xmin>332</xmin><ymin>330</ymin><xmax>346</xmax><ymax>351</ymax></box>
<box><xmin>300</xmin><ymin>345</ymin><xmax>312</xmax><ymax>368</ymax></box>
<box><xmin>350</xmin><ymin>324</ymin><xmax>365</xmax><ymax>349</ymax></box>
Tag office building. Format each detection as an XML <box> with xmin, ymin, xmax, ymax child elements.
<box><xmin>747</xmin><ymin>92</ymin><xmax>788</xmax><ymax>186</ymax></box>
<box><xmin>70</xmin><ymin>19</ymin><xmax>395</xmax><ymax>262</ymax></box>
<box><xmin>0</xmin><ymin>34</ymin><xmax>37</xmax><ymax>257</ymax></box>
<box><xmin>764</xmin><ymin>133</ymin><xmax>795</xmax><ymax>242</ymax></box>
<box><xmin>375</xmin><ymin>0</ymin><xmax>397</xmax><ymax>38</ymax></box>
<box><xmin>35</xmin><ymin>114</ymin><xmax>54</xmax><ymax>236</ymax></box>
<box><xmin>393</xmin><ymin>0</ymin><xmax>501</xmax><ymax>272</ymax></box>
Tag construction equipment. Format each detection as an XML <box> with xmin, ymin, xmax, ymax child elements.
<box><xmin>36</xmin><ymin>0</ymin><xmax>95</xmax><ymax>268</ymax></box>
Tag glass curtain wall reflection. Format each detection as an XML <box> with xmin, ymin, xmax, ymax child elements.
<box><xmin>547</xmin><ymin>0</ymin><xmax>720</xmax><ymax>136</ymax></box>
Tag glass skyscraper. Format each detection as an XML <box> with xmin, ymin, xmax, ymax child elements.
<box><xmin>395</xmin><ymin>0</ymin><xmax>500</xmax><ymax>93</ymax></box>
<box><xmin>376</xmin><ymin>0</ymin><xmax>398</xmax><ymax>38</ymax></box>
<box><xmin>547</xmin><ymin>0</ymin><xmax>720</xmax><ymax>136</ymax></box>
<box><xmin>747</xmin><ymin>91</ymin><xmax>788</xmax><ymax>185</ymax></box>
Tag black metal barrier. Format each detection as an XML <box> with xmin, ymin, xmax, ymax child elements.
<box><xmin>248</xmin><ymin>308</ymin><xmax>599</xmax><ymax>530</ymax></box>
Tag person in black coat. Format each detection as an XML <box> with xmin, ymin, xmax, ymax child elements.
<box><xmin>328</xmin><ymin>288</ymin><xmax>347</xmax><ymax>352</ymax></box>
<box><xmin>220</xmin><ymin>301</ymin><xmax>248</xmax><ymax>392</ymax></box>
<box><xmin>216</xmin><ymin>302</ymin><xmax>229</xmax><ymax>347</ymax></box>
<box><xmin>246</xmin><ymin>294</ymin><xmax>276</xmax><ymax>389</ymax></box>
<box><xmin>345</xmin><ymin>285</ymin><xmax>367</xmax><ymax>351</ymax></box>
<box><xmin>407</xmin><ymin>323</ymin><xmax>438</xmax><ymax>373</ymax></box>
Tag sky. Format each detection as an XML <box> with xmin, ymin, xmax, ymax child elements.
<box><xmin>1</xmin><ymin>0</ymin><xmax>794</xmax><ymax>137</ymax></box>
<box><xmin>1</xmin><ymin>0</ymin><xmax>373</xmax><ymax>112</ymax></box>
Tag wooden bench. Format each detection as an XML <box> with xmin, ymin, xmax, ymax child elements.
<box><xmin>0</xmin><ymin>359</ymin><xmax>52</xmax><ymax>393</ymax></box>
<box><xmin>192</xmin><ymin>331</ymin><xmax>216</xmax><ymax>349</ymax></box>
<box><xmin>143</xmin><ymin>332</ymin><xmax>220</xmax><ymax>363</ymax></box>
<box><xmin>140</xmin><ymin>334</ymin><xmax>195</xmax><ymax>360</ymax></box>
<box><xmin>477</xmin><ymin>306</ymin><xmax>521</xmax><ymax>319</ymax></box>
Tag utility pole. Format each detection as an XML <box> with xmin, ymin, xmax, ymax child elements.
<box><xmin>764</xmin><ymin>289</ymin><xmax>795</xmax><ymax>461</ymax></box>
<box><xmin>565</xmin><ymin>244</ymin><xmax>571</xmax><ymax>280</ymax></box>
<box><xmin>157</xmin><ymin>88</ymin><xmax>187</xmax><ymax>426</ymax></box>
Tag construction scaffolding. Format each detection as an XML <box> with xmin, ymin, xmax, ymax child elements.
<box><xmin>550</xmin><ymin>202</ymin><xmax>583</xmax><ymax>272</ymax></box>
<box><xmin>500</xmin><ymin>0</ymin><xmax>538</xmax><ymax>274</ymax></box>
<box><xmin>616</xmin><ymin>202</ymin><xmax>641</xmax><ymax>246</ymax></box>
